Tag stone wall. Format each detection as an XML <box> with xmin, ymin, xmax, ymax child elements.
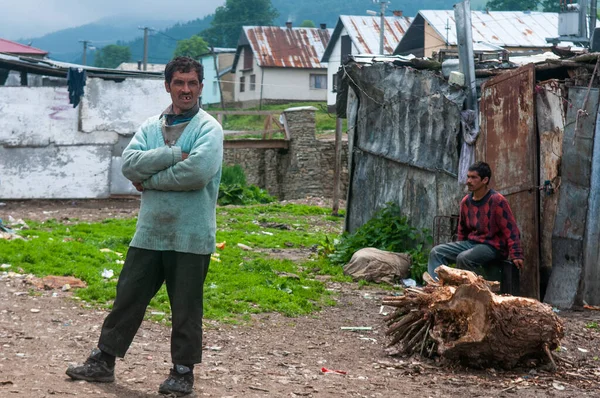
<box><xmin>223</xmin><ymin>107</ymin><xmax>349</xmax><ymax>200</ymax></box>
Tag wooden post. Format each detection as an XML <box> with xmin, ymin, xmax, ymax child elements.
<box><xmin>332</xmin><ymin>117</ymin><xmax>343</xmax><ymax>216</ymax></box>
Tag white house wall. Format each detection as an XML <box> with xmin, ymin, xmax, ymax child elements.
<box><xmin>235</xmin><ymin>47</ymin><xmax>328</xmax><ymax>103</ymax></box>
<box><xmin>326</xmin><ymin>27</ymin><xmax>360</xmax><ymax>107</ymax></box>
<box><xmin>0</xmin><ymin>78</ymin><xmax>168</xmax><ymax>199</ymax></box>
<box><xmin>262</xmin><ymin>68</ymin><xmax>327</xmax><ymax>101</ymax></box>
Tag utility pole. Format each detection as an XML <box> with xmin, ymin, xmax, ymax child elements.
<box><xmin>377</xmin><ymin>0</ymin><xmax>389</xmax><ymax>54</ymax></box>
<box><xmin>139</xmin><ymin>27</ymin><xmax>152</xmax><ymax>71</ymax></box>
<box><xmin>589</xmin><ymin>0</ymin><xmax>597</xmax><ymax>40</ymax></box>
<box><xmin>455</xmin><ymin>1</ymin><xmax>477</xmax><ymax>119</ymax></box>
<box><xmin>445</xmin><ymin>19</ymin><xmax>451</xmax><ymax>48</ymax></box>
<box><xmin>79</xmin><ymin>40</ymin><xmax>91</xmax><ymax>65</ymax></box>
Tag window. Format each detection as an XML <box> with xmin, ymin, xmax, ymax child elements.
<box><xmin>332</xmin><ymin>74</ymin><xmax>338</xmax><ymax>93</ymax></box>
<box><xmin>243</xmin><ymin>48</ymin><xmax>253</xmax><ymax>70</ymax></box>
<box><xmin>250</xmin><ymin>74</ymin><xmax>256</xmax><ymax>91</ymax></box>
<box><xmin>310</xmin><ymin>74</ymin><xmax>327</xmax><ymax>90</ymax></box>
<box><xmin>213</xmin><ymin>81</ymin><xmax>218</xmax><ymax>96</ymax></box>
<box><xmin>240</xmin><ymin>76</ymin><xmax>245</xmax><ymax>92</ymax></box>
<box><xmin>341</xmin><ymin>35</ymin><xmax>352</xmax><ymax>62</ymax></box>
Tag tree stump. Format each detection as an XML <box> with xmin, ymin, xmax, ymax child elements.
<box><xmin>383</xmin><ymin>266</ymin><xmax>564</xmax><ymax>369</ymax></box>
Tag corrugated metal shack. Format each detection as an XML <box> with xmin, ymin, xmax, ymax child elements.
<box><xmin>339</xmin><ymin>56</ymin><xmax>466</xmax><ymax>239</ymax></box>
<box><xmin>339</xmin><ymin>52</ymin><xmax>600</xmax><ymax>306</ymax></box>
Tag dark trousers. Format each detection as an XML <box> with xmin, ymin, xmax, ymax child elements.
<box><xmin>427</xmin><ymin>240</ymin><xmax>503</xmax><ymax>281</ymax></box>
<box><xmin>98</xmin><ymin>247</ymin><xmax>210</xmax><ymax>364</ymax></box>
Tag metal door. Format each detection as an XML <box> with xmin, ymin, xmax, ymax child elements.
<box><xmin>477</xmin><ymin>64</ymin><xmax>540</xmax><ymax>299</ymax></box>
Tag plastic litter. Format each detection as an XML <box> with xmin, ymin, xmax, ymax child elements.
<box><xmin>101</xmin><ymin>269</ymin><xmax>114</xmax><ymax>279</ymax></box>
<box><xmin>321</xmin><ymin>367</ymin><xmax>347</xmax><ymax>375</ymax></box>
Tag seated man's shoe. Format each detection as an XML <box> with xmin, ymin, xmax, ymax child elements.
<box><xmin>66</xmin><ymin>348</ymin><xmax>115</xmax><ymax>382</ymax></box>
<box><xmin>158</xmin><ymin>365</ymin><xmax>194</xmax><ymax>396</ymax></box>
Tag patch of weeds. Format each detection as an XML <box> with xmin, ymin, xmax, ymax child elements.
<box><xmin>585</xmin><ymin>321</ymin><xmax>599</xmax><ymax>329</ymax></box>
<box><xmin>218</xmin><ymin>165</ymin><xmax>275</xmax><ymax>206</ymax></box>
<box><xmin>0</xmin><ymin>202</ymin><xmax>344</xmax><ymax>322</ymax></box>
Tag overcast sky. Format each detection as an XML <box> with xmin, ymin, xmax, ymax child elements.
<box><xmin>0</xmin><ymin>0</ymin><xmax>225</xmax><ymax>39</ymax></box>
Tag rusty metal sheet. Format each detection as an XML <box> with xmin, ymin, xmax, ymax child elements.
<box><xmin>244</xmin><ymin>26</ymin><xmax>331</xmax><ymax>69</ymax></box>
<box><xmin>535</xmin><ymin>81</ymin><xmax>565</xmax><ymax>297</ymax></box>
<box><xmin>477</xmin><ymin>63</ymin><xmax>539</xmax><ymax>299</ymax></box>
<box><xmin>545</xmin><ymin>87</ymin><xmax>599</xmax><ymax>309</ymax></box>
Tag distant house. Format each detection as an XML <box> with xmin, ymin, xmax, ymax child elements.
<box><xmin>395</xmin><ymin>10</ymin><xmax>564</xmax><ymax>58</ymax></box>
<box><xmin>0</xmin><ymin>38</ymin><xmax>48</xmax><ymax>58</ymax></box>
<box><xmin>231</xmin><ymin>23</ymin><xmax>332</xmax><ymax>107</ymax></box>
<box><xmin>0</xmin><ymin>38</ymin><xmax>50</xmax><ymax>86</ymax></box>
<box><xmin>198</xmin><ymin>48</ymin><xmax>236</xmax><ymax>106</ymax></box>
<box><xmin>321</xmin><ymin>13</ymin><xmax>412</xmax><ymax>108</ymax></box>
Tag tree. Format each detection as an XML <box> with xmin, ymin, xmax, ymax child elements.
<box><xmin>300</xmin><ymin>20</ymin><xmax>316</xmax><ymax>28</ymax></box>
<box><xmin>201</xmin><ymin>0</ymin><xmax>279</xmax><ymax>48</ymax></box>
<box><xmin>485</xmin><ymin>0</ymin><xmax>539</xmax><ymax>11</ymax></box>
<box><xmin>173</xmin><ymin>35</ymin><xmax>209</xmax><ymax>59</ymax></box>
<box><xmin>94</xmin><ymin>44</ymin><xmax>131</xmax><ymax>68</ymax></box>
<box><xmin>541</xmin><ymin>0</ymin><xmax>559</xmax><ymax>12</ymax></box>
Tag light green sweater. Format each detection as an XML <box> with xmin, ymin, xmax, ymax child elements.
<box><xmin>122</xmin><ymin>109</ymin><xmax>223</xmax><ymax>255</ymax></box>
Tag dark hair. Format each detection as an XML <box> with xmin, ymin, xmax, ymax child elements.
<box><xmin>164</xmin><ymin>57</ymin><xmax>203</xmax><ymax>84</ymax></box>
<box><xmin>468</xmin><ymin>161</ymin><xmax>492</xmax><ymax>181</ymax></box>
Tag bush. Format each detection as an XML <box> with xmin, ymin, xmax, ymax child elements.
<box><xmin>218</xmin><ymin>165</ymin><xmax>275</xmax><ymax>206</ymax></box>
<box><xmin>328</xmin><ymin>202</ymin><xmax>432</xmax><ymax>283</ymax></box>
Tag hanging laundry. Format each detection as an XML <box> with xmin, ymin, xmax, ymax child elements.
<box><xmin>67</xmin><ymin>67</ymin><xmax>87</xmax><ymax>108</ymax></box>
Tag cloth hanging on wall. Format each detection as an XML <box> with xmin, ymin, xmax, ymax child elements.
<box><xmin>458</xmin><ymin>109</ymin><xmax>480</xmax><ymax>184</ymax></box>
<box><xmin>67</xmin><ymin>67</ymin><xmax>87</xmax><ymax>108</ymax></box>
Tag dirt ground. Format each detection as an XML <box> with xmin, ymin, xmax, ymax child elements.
<box><xmin>1</xmin><ymin>199</ymin><xmax>599</xmax><ymax>398</ymax></box>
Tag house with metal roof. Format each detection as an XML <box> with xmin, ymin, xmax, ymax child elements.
<box><xmin>394</xmin><ymin>10</ymin><xmax>565</xmax><ymax>58</ymax></box>
<box><xmin>321</xmin><ymin>13</ymin><xmax>412</xmax><ymax>108</ymax></box>
<box><xmin>0</xmin><ymin>38</ymin><xmax>48</xmax><ymax>58</ymax></box>
<box><xmin>231</xmin><ymin>23</ymin><xmax>332</xmax><ymax>107</ymax></box>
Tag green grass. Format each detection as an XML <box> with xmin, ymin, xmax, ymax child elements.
<box><xmin>205</xmin><ymin>102</ymin><xmax>347</xmax><ymax>135</ymax></box>
<box><xmin>0</xmin><ymin>203</ymin><xmax>348</xmax><ymax>323</ymax></box>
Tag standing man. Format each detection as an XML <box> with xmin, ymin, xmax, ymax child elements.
<box><xmin>66</xmin><ymin>56</ymin><xmax>223</xmax><ymax>397</ymax></box>
<box><xmin>427</xmin><ymin>161</ymin><xmax>524</xmax><ymax>280</ymax></box>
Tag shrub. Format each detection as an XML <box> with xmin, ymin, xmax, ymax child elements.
<box><xmin>218</xmin><ymin>165</ymin><xmax>275</xmax><ymax>206</ymax></box>
<box><xmin>328</xmin><ymin>202</ymin><xmax>432</xmax><ymax>283</ymax></box>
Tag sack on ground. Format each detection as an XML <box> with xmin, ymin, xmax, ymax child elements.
<box><xmin>343</xmin><ymin>248</ymin><xmax>411</xmax><ymax>285</ymax></box>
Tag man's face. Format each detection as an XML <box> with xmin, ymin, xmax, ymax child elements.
<box><xmin>165</xmin><ymin>70</ymin><xmax>203</xmax><ymax>114</ymax></box>
<box><xmin>466</xmin><ymin>170</ymin><xmax>489</xmax><ymax>192</ymax></box>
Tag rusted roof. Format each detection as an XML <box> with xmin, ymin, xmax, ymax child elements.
<box><xmin>420</xmin><ymin>10</ymin><xmax>562</xmax><ymax>48</ymax></box>
<box><xmin>240</xmin><ymin>26</ymin><xmax>332</xmax><ymax>69</ymax></box>
<box><xmin>0</xmin><ymin>38</ymin><xmax>48</xmax><ymax>56</ymax></box>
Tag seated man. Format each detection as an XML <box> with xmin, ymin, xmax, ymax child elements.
<box><xmin>428</xmin><ymin>161</ymin><xmax>524</xmax><ymax>280</ymax></box>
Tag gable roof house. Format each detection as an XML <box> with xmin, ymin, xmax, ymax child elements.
<box><xmin>394</xmin><ymin>10</ymin><xmax>562</xmax><ymax>59</ymax></box>
<box><xmin>0</xmin><ymin>38</ymin><xmax>49</xmax><ymax>86</ymax></box>
<box><xmin>321</xmin><ymin>13</ymin><xmax>412</xmax><ymax>108</ymax></box>
<box><xmin>231</xmin><ymin>23</ymin><xmax>332</xmax><ymax>107</ymax></box>
<box><xmin>198</xmin><ymin>47</ymin><xmax>236</xmax><ymax>106</ymax></box>
<box><xmin>0</xmin><ymin>38</ymin><xmax>48</xmax><ymax>58</ymax></box>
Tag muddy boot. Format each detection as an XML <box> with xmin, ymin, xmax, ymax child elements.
<box><xmin>66</xmin><ymin>348</ymin><xmax>115</xmax><ymax>382</ymax></box>
<box><xmin>158</xmin><ymin>365</ymin><xmax>194</xmax><ymax>396</ymax></box>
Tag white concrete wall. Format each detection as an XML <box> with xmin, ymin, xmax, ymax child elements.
<box><xmin>0</xmin><ymin>78</ymin><xmax>168</xmax><ymax>199</ymax></box>
<box><xmin>81</xmin><ymin>78</ymin><xmax>168</xmax><ymax>135</ymax></box>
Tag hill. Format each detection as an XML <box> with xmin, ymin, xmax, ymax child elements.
<box><xmin>17</xmin><ymin>1</ymin><xmax>492</xmax><ymax>65</ymax></box>
<box><xmin>19</xmin><ymin>16</ymin><xmax>176</xmax><ymax>63</ymax></box>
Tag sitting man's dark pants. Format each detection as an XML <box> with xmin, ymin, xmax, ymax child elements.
<box><xmin>428</xmin><ymin>240</ymin><xmax>503</xmax><ymax>280</ymax></box>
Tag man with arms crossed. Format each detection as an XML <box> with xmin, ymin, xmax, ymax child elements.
<box><xmin>428</xmin><ymin>161</ymin><xmax>524</xmax><ymax>280</ymax></box>
<box><xmin>66</xmin><ymin>56</ymin><xmax>223</xmax><ymax>397</ymax></box>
